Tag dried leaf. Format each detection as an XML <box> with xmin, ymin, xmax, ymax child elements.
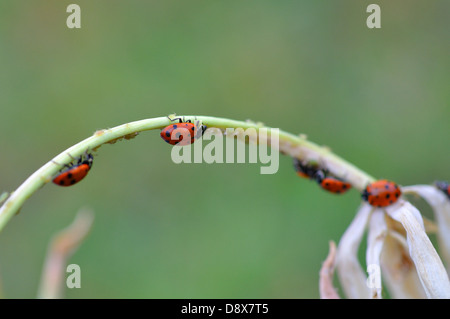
<box><xmin>336</xmin><ymin>203</ymin><xmax>372</xmax><ymax>298</ymax></box>
<box><xmin>319</xmin><ymin>241</ymin><xmax>340</xmax><ymax>299</ymax></box>
<box><xmin>386</xmin><ymin>201</ymin><xmax>450</xmax><ymax>299</ymax></box>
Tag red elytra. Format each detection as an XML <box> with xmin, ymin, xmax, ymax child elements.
<box><xmin>362</xmin><ymin>179</ymin><xmax>402</xmax><ymax>207</ymax></box>
<box><xmin>160</xmin><ymin>119</ymin><xmax>207</xmax><ymax>146</ymax></box>
<box><xmin>319</xmin><ymin>177</ymin><xmax>352</xmax><ymax>194</ymax></box>
<box><xmin>52</xmin><ymin>153</ymin><xmax>93</xmax><ymax>187</ymax></box>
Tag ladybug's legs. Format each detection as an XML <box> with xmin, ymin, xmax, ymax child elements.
<box><xmin>66</xmin><ymin>152</ymin><xmax>76</xmax><ymax>161</ymax></box>
<box><xmin>51</xmin><ymin>152</ymin><xmax>78</xmax><ymax>169</ymax></box>
<box><xmin>199</xmin><ymin>125</ymin><xmax>207</xmax><ymax>137</ymax></box>
<box><xmin>167</xmin><ymin>114</ymin><xmax>192</xmax><ymax>124</ymax></box>
<box><xmin>53</xmin><ymin>150</ymin><xmax>92</xmax><ymax>170</ymax></box>
<box><xmin>167</xmin><ymin>114</ymin><xmax>182</xmax><ymax>123</ymax></box>
<box><xmin>193</xmin><ymin>124</ymin><xmax>207</xmax><ymax>139</ymax></box>
<box><xmin>66</xmin><ymin>152</ymin><xmax>84</xmax><ymax>166</ymax></box>
<box><xmin>51</xmin><ymin>160</ymin><xmax>72</xmax><ymax>170</ymax></box>
<box><xmin>193</xmin><ymin>119</ymin><xmax>207</xmax><ymax>137</ymax></box>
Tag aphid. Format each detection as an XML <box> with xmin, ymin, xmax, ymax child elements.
<box><xmin>160</xmin><ymin>117</ymin><xmax>207</xmax><ymax>146</ymax></box>
<box><xmin>361</xmin><ymin>179</ymin><xmax>402</xmax><ymax>207</ymax></box>
<box><xmin>52</xmin><ymin>153</ymin><xmax>94</xmax><ymax>187</ymax></box>
<box><xmin>435</xmin><ymin>181</ymin><xmax>450</xmax><ymax>199</ymax></box>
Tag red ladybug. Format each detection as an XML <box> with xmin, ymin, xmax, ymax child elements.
<box><xmin>160</xmin><ymin>118</ymin><xmax>207</xmax><ymax>146</ymax></box>
<box><xmin>435</xmin><ymin>181</ymin><xmax>450</xmax><ymax>199</ymax></box>
<box><xmin>53</xmin><ymin>153</ymin><xmax>93</xmax><ymax>187</ymax></box>
<box><xmin>318</xmin><ymin>176</ymin><xmax>352</xmax><ymax>194</ymax></box>
<box><xmin>362</xmin><ymin>179</ymin><xmax>401</xmax><ymax>207</ymax></box>
<box><xmin>293</xmin><ymin>158</ymin><xmax>352</xmax><ymax>194</ymax></box>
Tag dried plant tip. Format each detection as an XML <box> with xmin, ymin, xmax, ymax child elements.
<box><xmin>386</xmin><ymin>201</ymin><xmax>450</xmax><ymax>299</ymax></box>
<box><xmin>319</xmin><ymin>241</ymin><xmax>340</xmax><ymax>299</ymax></box>
<box><xmin>336</xmin><ymin>203</ymin><xmax>372</xmax><ymax>299</ymax></box>
<box><xmin>403</xmin><ymin>185</ymin><xmax>450</xmax><ymax>274</ymax></box>
<box><xmin>37</xmin><ymin>208</ymin><xmax>94</xmax><ymax>299</ymax></box>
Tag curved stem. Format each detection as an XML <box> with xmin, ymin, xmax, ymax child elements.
<box><xmin>0</xmin><ymin>115</ymin><xmax>375</xmax><ymax>233</ymax></box>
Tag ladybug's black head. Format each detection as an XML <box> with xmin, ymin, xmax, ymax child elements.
<box><xmin>313</xmin><ymin>170</ymin><xmax>325</xmax><ymax>184</ymax></box>
<box><xmin>361</xmin><ymin>189</ymin><xmax>370</xmax><ymax>201</ymax></box>
<box><xmin>435</xmin><ymin>180</ymin><xmax>450</xmax><ymax>199</ymax></box>
<box><xmin>435</xmin><ymin>180</ymin><xmax>448</xmax><ymax>190</ymax></box>
<box><xmin>82</xmin><ymin>153</ymin><xmax>94</xmax><ymax>168</ymax></box>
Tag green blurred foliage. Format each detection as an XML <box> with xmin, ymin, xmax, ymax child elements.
<box><xmin>0</xmin><ymin>0</ymin><xmax>448</xmax><ymax>298</ymax></box>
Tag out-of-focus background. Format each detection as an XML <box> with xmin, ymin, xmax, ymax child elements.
<box><xmin>0</xmin><ymin>1</ymin><xmax>448</xmax><ymax>298</ymax></box>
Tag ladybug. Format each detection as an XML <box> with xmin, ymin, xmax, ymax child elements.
<box><xmin>293</xmin><ymin>158</ymin><xmax>319</xmax><ymax>179</ymax></box>
<box><xmin>52</xmin><ymin>153</ymin><xmax>94</xmax><ymax>187</ymax></box>
<box><xmin>361</xmin><ymin>179</ymin><xmax>402</xmax><ymax>207</ymax></box>
<box><xmin>160</xmin><ymin>117</ymin><xmax>207</xmax><ymax>146</ymax></box>
<box><xmin>317</xmin><ymin>176</ymin><xmax>352</xmax><ymax>194</ymax></box>
<box><xmin>293</xmin><ymin>158</ymin><xmax>352</xmax><ymax>194</ymax></box>
<box><xmin>435</xmin><ymin>181</ymin><xmax>450</xmax><ymax>199</ymax></box>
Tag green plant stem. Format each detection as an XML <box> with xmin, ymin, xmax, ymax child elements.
<box><xmin>0</xmin><ymin>115</ymin><xmax>375</xmax><ymax>233</ymax></box>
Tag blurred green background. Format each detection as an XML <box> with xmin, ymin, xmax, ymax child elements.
<box><xmin>0</xmin><ymin>1</ymin><xmax>449</xmax><ymax>298</ymax></box>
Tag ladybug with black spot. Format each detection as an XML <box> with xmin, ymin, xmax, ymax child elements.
<box><xmin>293</xmin><ymin>158</ymin><xmax>352</xmax><ymax>194</ymax></box>
<box><xmin>52</xmin><ymin>153</ymin><xmax>94</xmax><ymax>187</ymax></box>
<box><xmin>435</xmin><ymin>181</ymin><xmax>450</xmax><ymax>199</ymax></box>
<box><xmin>361</xmin><ymin>179</ymin><xmax>402</xmax><ymax>207</ymax></box>
<box><xmin>314</xmin><ymin>170</ymin><xmax>352</xmax><ymax>194</ymax></box>
<box><xmin>160</xmin><ymin>117</ymin><xmax>207</xmax><ymax>146</ymax></box>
